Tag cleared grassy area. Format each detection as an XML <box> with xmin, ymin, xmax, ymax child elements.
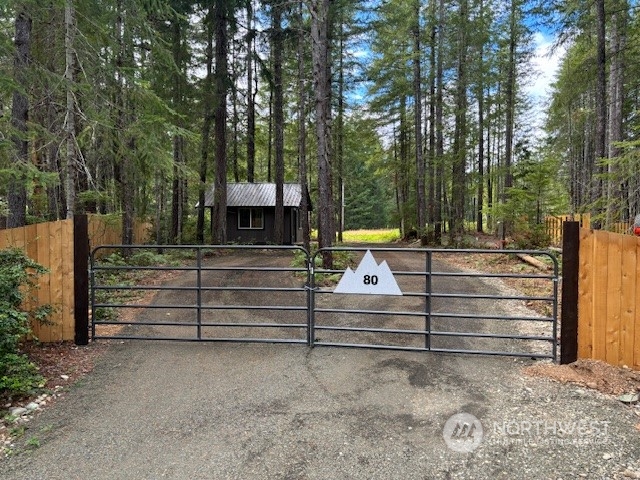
<box><xmin>340</xmin><ymin>229</ymin><xmax>401</xmax><ymax>244</ymax></box>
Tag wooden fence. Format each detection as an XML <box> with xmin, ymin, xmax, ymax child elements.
<box><xmin>0</xmin><ymin>215</ymin><xmax>150</xmax><ymax>342</ymax></box>
<box><xmin>547</xmin><ymin>213</ymin><xmax>634</xmax><ymax>246</ymax></box>
<box><xmin>546</xmin><ymin>214</ymin><xmax>591</xmax><ymax>246</ymax></box>
<box><xmin>87</xmin><ymin>214</ymin><xmax>151</xmax><ymax>258</ymax></box>
<box><xmin>0</xmin><ymin>220</ymin><xmax>75</xmax><ymax>343</ymax></box>
<box><xmin>571</xmin><ymin>228</ymin><xmax>640</xmax><ymax>369</ymax></box>
<box><xmin>578</xmin><ymin>229</ymin><xmax>640</xmax><ymax>369</ymax></box>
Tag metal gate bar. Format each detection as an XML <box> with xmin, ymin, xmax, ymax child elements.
<box><xmin>91</xmin><ymin>244</ymin><xmax>559</xmax><ymax>361</ymax></box>
<box><xmin>311</xmin><ymin>247</ymin><xmax>558</xmax><ymax>360</ymax></box>
<box><xmin>91</xmin><ymin>245</ymin><xmax>310</xmax><ymax>344</ymax></box>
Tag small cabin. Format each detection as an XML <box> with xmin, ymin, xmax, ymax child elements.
<box><xmin>202</xmin><ymin>183</ymin><xmax>310</xmax><ymax>245</ymax></box>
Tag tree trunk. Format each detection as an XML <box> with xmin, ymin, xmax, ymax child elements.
<box><xmin>393</xmin><ymin>129</ymin><xmax>404</xmax><ymax>237</ymax></box>
<box><xmin>230</xmin><ymin>38</ymin><xmax>240</xmax><ymax>183</ymax></box>
<box><xmin>308</xmin><ymin>0</ymin><xmax>334</xmax><ymax>268</ymax></box>
<box><xmin>197</xmin><ymin>8</ymin><xmax>215</xmax><ymax>244</ymax></box>
<box><xmin>246</xmin><ymin>0</ymin><xmax>256</xmax><ymax>182</ymax></box>
<box><xmin>170</xmin><ymin>12</ymin><xmax>186</xmax><ymax>244</ymax></box>
<box><xmin>427</xmin><ymin>2</ymin><xmax>436</xmax><ymax>241</ymax></box>
<box><xmin>8</xmin><ymin>6</ymin><xmax>31</xmax><ymax>228</ymax></box>
<box><xmin>232</xmin><ymin>80</ymin><xmax>240</xmax><ymax>183</ymax></box>
<box><xmin>273</xmin><ymin>0</ymin><xmax>285</xmax><ymax>245</ymax></box>
<box><xmin>502</xmin><ymin>0</ymin><xmax>517</xmax><ymax>238</ymax></box>
<box><xmin>114</xmin><ymin>0</ymin><xmax>134</xmax><ymax>249</ymax></box>
<box><xmin>211</xmin><ymin>0</ymin><xmax>228</xmax><ymax>245</ymax></box>
<box><xmin>451</xmin><ymin>0</ymin><xmax>468</xmax><ymax>243</ymax></box>
<box><xmin>399</xmin><ymin>98</ymin><xmax>410</xmax><ymax>234</ymax></box>
<box><xmin>592</xmin><ymin>0</ymin><xmax>606</xmax><ymax>225</ymax></box>
<box><xmin>434</xmin><ymin>0</ymin><xmax>445</xmax><ymax>245</ymax></box>
<box><xmin>171</xmin><ymin>134</ymin><xmax>186</xmax><ymax>243</ymax></box>
<box><xmin>336</xmin><ymin>17</ymin><xmax>345</xmax><ymax>242</ymax></box>
<box><xmin>477</xmin><ymin>84</ymin><xmax>485</xmax><ymax>233</ymax></box>
<box><xmin>122</xmin><ymin>137</ymin><xmax>135</xmax><ymax>246</ymax></box>
<box><xmin>413</xmin><ymin>0</ymin><xmax>425</xmax><ymax>234</ymax></box>
<box><xmin>486</xmin><ymin>92</ymin><xmax>493</xmax><ymax>231</ymax></box>
<box><xmin>297</xmin><ymin>0</ymin><xmax>310</xmax><ymax>252</ymax></box>
<box><xmin>476</xmin><ymin>0</ymin><xmax>485</xmax><ymax>233</ymax></box>
<box><xmin>155</xmin><ymin>171</ymin><xmax>165</xmax><ymax>245</ymax></box>
<box><xmin>605</xmin><ymin>1</ymin><xmax>626</xmax><ymax>227</ymax></box>
<box><xmin>64</xmin><ymin>0</ymin><xmax>77</xmax><ymax>219</ymax></box>
<box><xmin>119</xmin><ymin>0</ymin><xmax>135</xmax><ymax>247</ymax></box>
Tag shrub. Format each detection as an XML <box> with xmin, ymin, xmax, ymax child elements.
<box><xmin>0</xmin><ymin>248</ymin><xmax>49</xmax><ymax>398</ymax></box>
<box><xmin>513</xmin><ymin>224</ymin><xmax>551</xmax><ymax>250</ymax></box>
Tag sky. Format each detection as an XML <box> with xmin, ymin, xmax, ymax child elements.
<box><xmin>346</xmin><ymin>15</ymin><xmax>566</xmax><ymax>141</ymax></box>
<box><xmin>529</xmin><ymin>32</ymin><xmax>563</xmax><ymax>100</ymax></box>
<box><xmin>526</xmin><ymin>31</ymin><xmax>566</xmax><ymax>136</ymax></box>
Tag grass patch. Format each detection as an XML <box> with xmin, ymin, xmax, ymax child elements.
<box><xmin>26</xmin><ymin>436</ymin><xmax>40</xmax><ymax>449</ymax></box>
<box><xmin>340</xmin><ymin>229</ymin><xmax>401</xmax><ymax>244</ymax></box>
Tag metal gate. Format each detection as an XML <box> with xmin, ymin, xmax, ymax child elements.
<box><xmin>91</xmin><ymin>245</ymin><xmax>311</xmax><ymax>344</ymax></box>
<box><xmin>310</xmin><ymin>247</ymin><xmax>558</xmax><ymax>360</ymax></box>
<box><xmin>90</xmin><ymin>245</ymin><xmax>558</xmax><ymax>360</ymax></box>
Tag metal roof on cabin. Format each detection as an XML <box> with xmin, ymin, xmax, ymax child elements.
<box><xmin>203</xmin><ymin>183</ymin><xmax>303</xmax><ymax>208</ymax></box>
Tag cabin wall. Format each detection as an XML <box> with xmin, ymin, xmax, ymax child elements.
<box><xmin>223</xmin><ymin>207</ymin><xmax>297</xmax><ymax>245</ymax></box>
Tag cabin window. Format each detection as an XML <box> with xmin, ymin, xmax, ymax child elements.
<box><xmin>238</xmin><ymin>208</ymin><xmax>264</xmax><ymax>229</ymax></box>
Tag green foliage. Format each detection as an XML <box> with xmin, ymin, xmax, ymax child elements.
<box><xmin>0</xmin><ymin>249</ymin><xmax>48</xmax><ymax>398</ymax></box>
<box><xmin>93</xmin><ymin>250</ymin><xmax>172</xmax><ymax>322</ymax></box>
<box><xmin>26</xmin><ymin>436</ymin><xmax>40</xmax><ymax>448</ymax></box>
<box><xmin>0</xmin><ymin>353</ymin><xmax>43</xmax><ymax>397</ymax></box>
<box><xmin>291</xmin><ymin>247</ymin><xmax>355</xmax><ymax>286</ymax></box>
<box><xmin>488</xmin><ymin>148</ymin><xmax>569</xmax><ymax>246</ymax></box>
<box><xmin>8</xmin><ymin>424</ymin><xmax>26</xmax><ymax>438</ymax></box>
<box><xmin>178</xmin><ymin>215</ymin><xmax>209</xmax><ymax>245</ymax></box>
<box><xmin>342</xmin><ymin>115</ymin><xmax>393</xmax><ymax>230</ymax></box>
<box><xmin>129</xmin><ymin>250</ymin><xmax>179</xmax><ymax>267</ymax></box>
<box><xmin>291</xmin><ymin>249</ymin><xmax>311</xmax><ymax>271</ymax></box>
<box><xmin>512</xmin><ymin>224</ymin><xmax>552</xmax><ymax>250</ymax></box>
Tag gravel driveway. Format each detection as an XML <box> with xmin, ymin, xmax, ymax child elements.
<box><xmin>1</xmin><ymin>248</ymin><xmax>639</xmax><ymax>479</ymax></box>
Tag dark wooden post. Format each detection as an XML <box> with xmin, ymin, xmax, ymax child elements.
<box><xmin>560</xmin><ymin>221</ymin><xmax>580</xmax><ymax>364</ymax></box>
<box><xmin>74</xmin><ymin>214</ymin><xmax>89</xmax><ymax>345</ymax></box>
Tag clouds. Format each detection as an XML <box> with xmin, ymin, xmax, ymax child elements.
<box><xmin>524</xmin><ymin>31</ymin><xmax>567</xmax><ymax>135</ymax></box>
<box><xmin>528</xmin><ymin>32</ymin><xmax>565</xmax><ymax>101</ymax></box>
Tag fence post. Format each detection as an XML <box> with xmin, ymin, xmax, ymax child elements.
<box><xmin>74</xmin><ymin>214</ymin><xmax>89</xmax><ymax>345</ymax></box>
<box><xmin>560</xmin><ymin>221</ymin><xmax>580</xmax><ymax>364</ymax></box>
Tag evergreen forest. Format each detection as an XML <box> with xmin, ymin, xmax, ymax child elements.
<box><xmin>1</xmin><ymin>0</ymin><xmax>639</xmax><ymax>250</ymax></box>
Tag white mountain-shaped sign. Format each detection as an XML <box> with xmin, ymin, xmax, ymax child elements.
<box><xmin>333</xmin><ymin>250</ymin><xmax>402</xmax><ymax>295</ymax></box>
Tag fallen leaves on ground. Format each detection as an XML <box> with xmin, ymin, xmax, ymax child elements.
<box><xmin>20</xmin><ymin>341</ymin><xmax>109</xmax><ymax>392</ymax></box>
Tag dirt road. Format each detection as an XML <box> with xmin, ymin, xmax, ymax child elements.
<box><xmin>2</xmin><ymin>247</ymin><xmax>639</xmax><ymax>479</ymax></box>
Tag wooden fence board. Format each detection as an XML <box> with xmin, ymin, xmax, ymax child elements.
<box><xmin>61</xmin><ymin>219</ymin><xmax>75</xmax><ymax>341</ymax></box>
<box><xmin>620</xmin><ymin>235</ymin><xmax>637</xmax><ymax>367</ymax></box>
<box><xmin>33</xmin><ymin>222</ymin><xmax>52</xmax><ymax>342</ymax></box>
<box><xmin>49</xmin><ymin>220</ymin><xmax>64</xmax><ymax>342</ymax></box>
<box><xmin>605</xmin><ymin>233</ymin><xmax>622</xmax><ymax>365</ymax></box>
<box><xmin>578</xmin><ymin>228</ymin><xmax>594</xmax><ymax>358</ymax></box>
<box><xmin>547</xmin><ymin>214</ymin><xmax>591</xmax><ymax>246</ymax></box>
<box><xmin>24</xmin><ymin>225</ymin><xmax>39</xmax><ymax>327</ymax></box>
<box><xmin>578</xmin><ymin>228</ymin><xmax>640</xmax><ymax>370</ymax></box>
<box><xmin>0</xmin><ymin>228</ymin><xmax>9</xmax><ymax>247</ymax></box>
<box><xmin>591</xmin><ymin>231</ymin><xmax>609</xmax><ymax>361</ymax></box>
<box><xmin>612</xmin><ymin>221</ymin><xmax>631</xmax><ymax>235</ymax></box>
<box><xmin>636</xmin><ymin>238</ymin><xmax>640</xmax><ymax>369</ymax></box>
<box><xmin>10</xmin><ymin>225</ymin><xmax>26</xmax><ymax>250</ymax></box>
